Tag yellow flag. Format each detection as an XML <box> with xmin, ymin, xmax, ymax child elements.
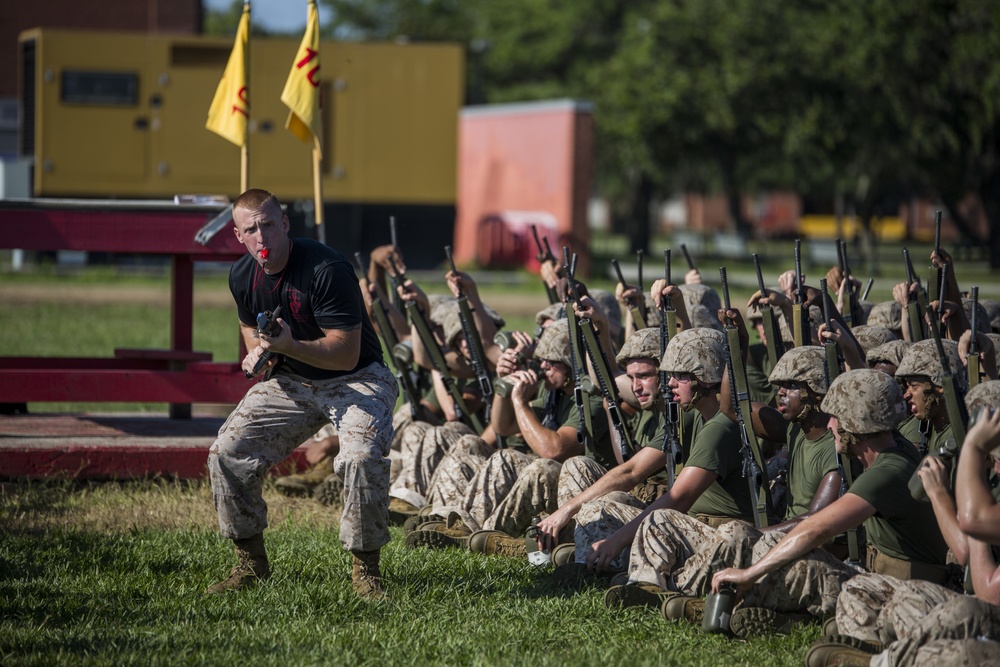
<box><xmin>206</xmin><ymin>2</ymin><xmax>250</xmax><ymax>146</ymax></box>
<box><xmin>281</xmin><ymin>0</ymin><xmax>323</xmax><ymax>154</ymax></box>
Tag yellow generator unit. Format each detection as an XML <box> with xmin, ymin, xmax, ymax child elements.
<box><xmin>18</xmin><ymin>28</ymin><xmax>463</xmax><ymax>263</ymax></box>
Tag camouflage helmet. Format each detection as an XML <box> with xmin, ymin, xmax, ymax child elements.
<box><xmin>689</xmin><ymin>304</ymin><xmax>724</xmax><ymax>332</ymax></box>
<box><xmin>535</xmin><ymin>302</ymin><xmax>566</xmax><ymax>329</ymax></box>
<box><xmin>895</xmin><ymin>339</ymin><xmax>968</xmax><ymax>394</ymax></box>
<box><xmin>987</xmin><ymin>334</ymin><xmax>1000</xmax><ymax>371</ymax></box>
<box><xmin>643</xmin><ymin>294</ymin><xmax>663</xmax><ymax>327</ymax></box>
<box><xmin>678</xmin><ymin>283</ymin><xmax>722</xmax><ymax>315</ymax></box>
<box><xmin>429</xmin><ymin>296</ymin><xmax>458</xmax><ymax>327</ymax></box>
<box><xmin>533</xmin><ymin>318</ymin><xmax>573</xmax><ymax>367</ymax></box>
<box><xmin>966</xmin><ymin>380</ymin><xmax>1000</xmax><ymax>460</ymax></box>
<box><xmin>589</xmin><ymin>288</ymin><xmax>623</xmax><ymax>330</ymax></box>
<box><xmin>866</xmin><ymin>340</ymin><xmax>911</xmax><ymax>369</ymax></box>
<box><xmin>768</xmin><ymin>346</ymin><xmax>829</xmax><ymax>395</ymax></box>
<box><xmin>867</xmin><ymin>300</ymin><xmax>902</xmax><ymax>331</ymax></box>
<box><xmin>962</xmin><ymin>298</ymin><xmax>991</xmax><ymax>335</ymax></box>
<box><xmin>859</xmin><ymin>301</ymin><xmax>874</xmax><ymax>325</ymax></box>
<box><xmin>616</xmin><ymin>327</ymin><xmax>662</xmax><ymax>367</ymax></box>
<box><xmin>822</xmin><ymin>369</ymin><xmax>907</xmax><ymax>434</ymax></box>
<box><xmin>660</xmin><ymin>327</ymin><xmax>726</xmax><ymax>384</ymax></box>
<box><xmin>980</xmin><ymin>299</ymin><xmax>1000</xmax><ymax>333</ymax></box>
<box><xmin>851</xmin><ymin>325</ymin><xmax>898</xmax><ymax>354</ymax></box>
<box><xmin>965</xmin><ymin>380</ymin><xmax>1000</xmax><ymax>415</ymax></box>
<box><xmin>441</xmin><ymin>305</ymin><xmax>465</xmax><ymax>348</ymax></box>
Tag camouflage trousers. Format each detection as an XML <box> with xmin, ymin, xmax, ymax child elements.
<box><xmin>629</xmin><ymin>511</ymin><xmax>760</xmax><ymax>596</ymax></box>
<box><xmin>574</xmin><ymin>494</ymin><xmax>646</xmax><ymax>569</ymax></box>
<box><xmin>388</xmin><ymin>417</ymin><xmax>474</xmax><ymax>508</ymax></box>
<box><xmin>434</xmin><ymin>449</ymin><xmax>561</xmax><ymax>536</ymax></box>
<box><xmin>557</xmin><ymin>456</ymin><xmax>608</xmax><ymax>506</ymax></box>
<box><xmin>423</xmin><ymin>434</ymin><xmax>493</xmax><ymax>509</ymax></box>
<box><xmin>837</xmin><ymin>575</ymin><xmax>961</xmax><ymax>644</ymax></box>
<box><xmin>208</xmin><ymin>362</ymin><xmax>397</xmax><ymax>553</ymax></box>
<box><xmin>739</xmin><ymin>529</ymin><xmax>856</xmax><ymax>617</ymax></box>
<box><xmin>869</xmin><ymin>595</ymin><xmax>1000</xmax><ymax>667</ymax></box>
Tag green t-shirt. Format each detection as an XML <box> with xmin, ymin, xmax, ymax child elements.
<box><xmin>848</xmin><ymin>431</ymin><xmax>949</xmax><ymax>564</ymax></box>
<box><xmin>505</xmin><ymin>387</ymin><xmax>613</xmax><ymax>468</ymax></box>
<box><xmin>628</xmin><ymin>406</ymin><xmax>670</xmax><ymax>485</ymax></box>
<box><xmin>897</xmin><ymin>416</ymin><xmax>953</xmax><ymax>455</ymax></box>
<box><xmin>747</xmin><ymin>343</ymin><xmax>776</xmax><ymax>405</ymax></box>
<box><xmin>784</xmin><ymin>422</ymin><xmax>838</xmax><ymax>520</ymax></box>
<box><xmin>684</xmin><ymin>410</ymin><xmax>755</xmax><ymax>520</ymax></box>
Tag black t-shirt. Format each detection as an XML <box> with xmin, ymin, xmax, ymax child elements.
<box><xmin>229</xmin><ymin>238</ymin><xmax>384</xmax><ymax>379</ymax></box>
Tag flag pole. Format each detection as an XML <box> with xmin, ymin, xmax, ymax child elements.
<box><xmin>242</xmin><ymin>0</ymin><xmax>250</xmax><ymax>192</ymax></box>
<box><xmin>313</xmin><ymin>145</ymin><xmax>324</xmax><ymax>243</ymax></box>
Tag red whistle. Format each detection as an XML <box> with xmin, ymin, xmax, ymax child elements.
<box><xmin>261</xmin><ymin>248</ymin><xmax>269</xmax><ymax>260</ymax></box>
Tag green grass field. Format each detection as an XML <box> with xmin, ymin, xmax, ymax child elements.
<box><xmin>0</xmin><ymin>480</ymin><xmax>821</xmax><ymax>667</ymax></box>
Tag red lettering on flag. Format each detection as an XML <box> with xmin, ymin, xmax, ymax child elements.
<box><xmin>307</xmin><ymin>66</ymin><xmax>320</xmax><ymax>88</ymax></box>
<box><xmin>296</xmin><ymin>48</ymin><xmax>318</xmax><ymax>69</ymax></box>
<box><xmin>232</xmin><ymin>86</ymin><xmax>249</xmax><ymax>117</ymax></box>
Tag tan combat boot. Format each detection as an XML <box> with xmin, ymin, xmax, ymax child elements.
<box><xmin>352</xmin><ymin>550</ymin><xmax>388</xmax><ymax>600</ymax></box>
<box><xmin>274</xmin><ymin>457</ymin><xmax>335</xmax><ymax>496</ymax></box>
<box><xmin>204</xmin><ymin>533</ymin><xmax>270</xmax><ymax>595</ymax></box>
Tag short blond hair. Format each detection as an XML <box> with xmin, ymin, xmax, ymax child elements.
<box><xmin>233</xmin><ymin>188</ymin><xmax>281</xmax><ymax>216</ymax></box>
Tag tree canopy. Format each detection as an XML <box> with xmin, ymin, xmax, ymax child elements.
<box><xmin>211</xmin><ymin>0</ymin><xmax>1000</xmax><ymax>264</ymax></box>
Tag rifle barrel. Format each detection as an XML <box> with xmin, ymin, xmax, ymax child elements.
<box><xmin>681</xmin><ymin>244</ymin><xmax>696</xmax><ymax>271</ymax></box>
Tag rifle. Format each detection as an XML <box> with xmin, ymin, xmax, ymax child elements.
<box><xmin>837</xmin><ymin>239</ymin><xmax>864</xmax><ymax>327</ymax></box>
<box><xmin>246</xmin><ymin>306</ymin><xmax>283</xmax><ymax>379</ymax></box>
<box><xmin>680</xmin><ymin>243</ymin><xmax>697</xmax><ymax>272</ymax></box>
<box><xmin>354</xmin><ymin>252</ymin><xmax>422</xmax><ymax>420</ymax></box>
<box><xmin>389</xmin><ymin>216</ymin><xmax>405</xmax><ymax>313</ymax></box>
<box><xmin>565</xmin><ymin>248</ymin><xmax>633</xmax><ymax>462</ymax></box>
<box><xmin>558</xmin><ymin>247</ymin><xmax>598</xmax><ymax>454</ymax></box>
<box><xmin>387</xmin><ymin>253</ymin><xmax>484</xmax><ymax>434</ymax></box>
<box><xmin>636</xmin><ymin>249</ymin><xmax>644</xmax><ymax>295</ymax></box>
<box><xmin>612</xmin><ymin>258</ymin><xmax>648</xmax><ymax>330</ymax></box>
<box><xmin>861</xmin><ymin>278</ymin><xmax>874</xmax><ymax>302</ymax></box>
<box><xmin>902</xmin><ymin>248</ymin><xmax>925</xmax><ymax>342</ymax></box>
<box><xmin>926</xmin><ymin>275</ymin><xmax>970</xmax><ymax>447</ymax></box>
<box><xmin>720</xmin><ymin>266</ymin><xmax>772</xmax><ymax>528</ymax></box>
<box><xmin>929</xmin><ymin>211</ymin><xmax>943</xmax><ymax>303</ymax></box>
<box><xmin>969</xmin><ymin>286</ymin><xmax>981</xmax><ymax>390</ymax></box>
<box><xmin>445</xmin><ymin>246</ymin><xmax>502</xmax><ymax>446</ymax></box>
<box><xmin>753</xmin><ymin>253</ymin><xmax>786</xmax><ymax>364</ymax></box>
<box><xmin>531</xmin><ymin>224</ymin><xmax>560</xmax><ymax>305</ymax></box>
<box><xmin>793</xmin><ymin>239</ymin><xmax>809</xmax><ymax>348</ymax></box>
<box><xmin>660</xmin><ymin>249</ymin><xmax>681</xmax><ymax>486</ymax></box>
<box><xmin>819</xmin><ymin>277</ymin><xmax>862</xmax><ymax>564</ymax></box>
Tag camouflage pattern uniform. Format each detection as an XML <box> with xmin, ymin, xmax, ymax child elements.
<box><xmin>423</xmin><ymin>433</ymin><xmax>493</xmax><ymax>509</ymax></box>
<box><xmin>584</xmin><ymin>328</ymin><xmax>736</xmax><ymax>573</ymax></box>
<box><xmin>433</xmin><ymin>319</ymin><xmax>602</xmax><ymax>536</ymax></box>
<box><xmin>629</xmin><ymin>346</ymin><xmax>845</xmax><ymax>603</ymax></box>
<box><xmin>866</xmin><ymin>340</ymin><xmax>911</xmax><ymax>370</ymax></box>
<box><xmin>209</xmin><ymin>361</ymin><xmax>398</xmax><ymax>553</ymax></box>
<box><xmin>732</xmin><ymin>371</ymin><xmax>913</xmax><ymax>617</ymax></box>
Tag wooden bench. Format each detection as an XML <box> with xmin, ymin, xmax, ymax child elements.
<box><xmin>0</xmin><ymin>199</ymin><xmax>250</xmax><ymax>418</ymax></box>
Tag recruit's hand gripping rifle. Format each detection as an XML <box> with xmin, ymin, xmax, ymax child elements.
<box><xmin>564</xmin><ymin>248</ymin><xmax>634</xmax><ymax>462</ymax></box>
<box><xmin>819</xmin><ymin>277</ymin><xmax>863</xmax><ymax>564</ymax></box>
<box><xmin>793</xmin><ymin>240</ymin><xmax>809</xmax><ymax>348</ymax></box>
<box><xmin>969</xmin><ymin>286</ymin><xmax>981</xmax><ymax>391</ymax></box>
<box><xmin>837</xmin><ymin>239</ymin><xmax>864</xmax><ymax>327</ymax></box>
<box><xmin>753</xmin><ymin>253</ymin><xmax>786</xmax><ymax>364</ymax></box>
<box><xmin>388</xmin><ymin>254</ymin><xmax>484</xmax><ymax>434</ymax></box>
<box><xmin>445</xmin><ymin>246</ymin><xmax>502</xmax><ymax>445</ymax></box>
<box><xmin>354</xmin><ymin>252</ymin><xmax>424</xmax><ymax>420</ymax></box>
<box><xmin>531</xmin><ymin>224</ymin><xmax>560</xmax><ymax>305</ymax></box>
<box><xmin>720</xmin><ymin>267</ymin><xmax>772</xmax><ymax>528</ymax></box>
<box><xmin>660</xmin><ymin>250</ymin><xmax>681</xmax><ymax>486</ymax></box>
<box><xmin>902</xmin><ymin>248</ymin><xmax>926</xmax><ymax>342</ymax></box>
<box><xmin>612</xmin><ymin>258</ymin><xmax>648</xmax><ymax>330</ymax></box>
